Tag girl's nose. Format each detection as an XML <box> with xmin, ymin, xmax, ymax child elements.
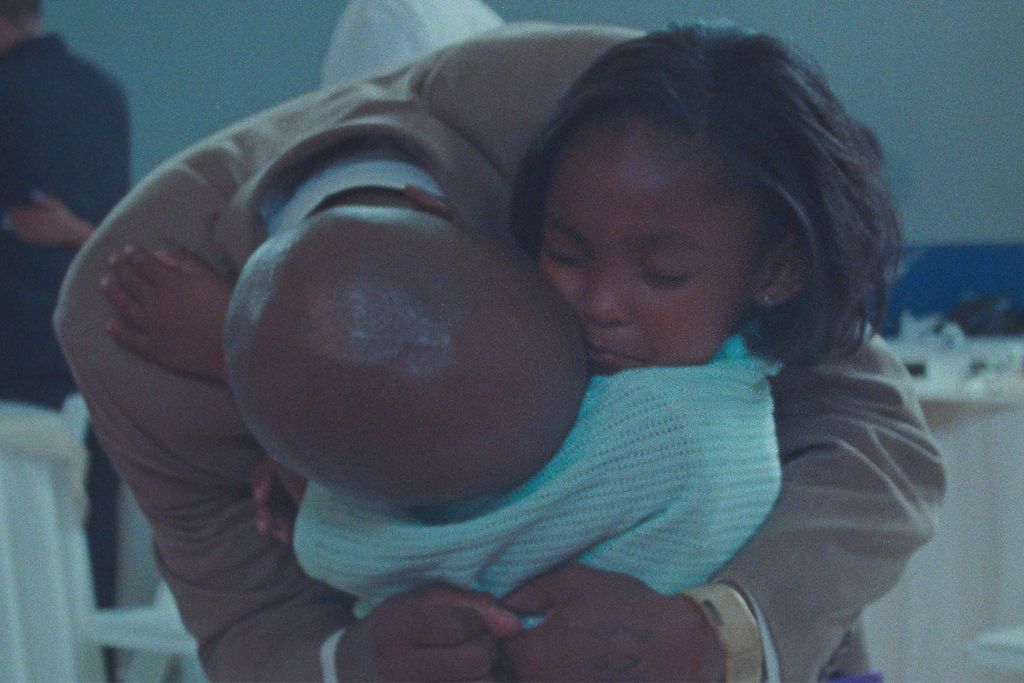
<box><xmin>579</xmin><ymin>271</ymin><xmax>629</xmax><ymax>326</ymax></box>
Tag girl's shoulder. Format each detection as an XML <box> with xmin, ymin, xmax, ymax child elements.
<box><xmin>588</xmin><ymin>335</ymin><xmax>777</xmax><ymax>393</ymax></box>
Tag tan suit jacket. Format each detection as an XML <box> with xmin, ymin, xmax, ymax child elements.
<box><xmin>55</xmin><ymin>23</ymin><xmax>944</xmax><ymax>682</ymax></box>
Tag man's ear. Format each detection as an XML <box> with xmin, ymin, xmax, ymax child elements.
<box><xmin>754</xmin><ymin>235</ymin><xmax>805</xmax><ymax>307</ymax></box>
<box><xmin>402</xmin><ymin>185</ymin><xmax>454</xmax><ymax>221</ymax></box>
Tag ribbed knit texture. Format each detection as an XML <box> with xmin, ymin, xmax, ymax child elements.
<box><xmin>294</xmin><ymin>336</ymin><xmax>781</xmax><ymax>618</ymax></box>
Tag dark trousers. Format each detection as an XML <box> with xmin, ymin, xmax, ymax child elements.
<box><xmin>86</xmin><ymin>427</ymin><xmax>119</xmax><ymax>609</ymax></box>
<box><xmin>85</xmin><ymin>426</ymin><xmax>120</xmax><ymax>681</ymax></box>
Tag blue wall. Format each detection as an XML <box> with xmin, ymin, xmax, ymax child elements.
<box><xmin>45</xmin><ymin>1</ymin><xmax>338</xmax><ymax>179</ymax></box>
<box><xmin>44</xmin><ymin>0</ymin><xmax>1024</xmax><ymax>245</ymax></box>
<box><xmin>885</xmin><ymin>244</ymin><xmax>1024</xmax><ymax>334</ymax></box>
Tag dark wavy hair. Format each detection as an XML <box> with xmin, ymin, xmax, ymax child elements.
<box><xmin>511</xmin><ymin>23</ymin><xmax>900</xmax><ymax>366</ymax></box>
<box><xmin>0</xmin><ymin>0</ymin><xmax>40</xmax><ymax>24</ymax></box>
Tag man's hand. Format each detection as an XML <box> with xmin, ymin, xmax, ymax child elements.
<box><xmin>501</xmin><ymin>564</ymin><xmax>725</xmax><ymax>682</ymax></box>
<box><xmin>3</xmin><ymin>193</ymin><xmax>93</xmax><ymax>248</ymax></box>
<box><xmin>336</xmin><ymin>583</ymin><xmax>523</xmax><ymax>682</ymax></box>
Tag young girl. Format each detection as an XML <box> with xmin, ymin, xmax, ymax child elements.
<box><xmin>101</xmin><ymin>20</ymin><xmax>898</xmax><ymax>677</ymax></box>
<box><xmin>510</xmin><ymin>23</ymin><xmax>897</xmax><ymax>371</ymax></box>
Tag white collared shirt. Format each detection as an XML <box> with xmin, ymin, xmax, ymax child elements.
<box><xmin>262</xmin><ymin>157</ymin><xmax>443</xmax><ymax>236</ymax></box>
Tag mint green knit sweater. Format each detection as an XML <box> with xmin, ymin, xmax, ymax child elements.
<box><xmin>294</xmin><ymin>337</ymin><xmax>782</xmax><ymax>618</ymax></box>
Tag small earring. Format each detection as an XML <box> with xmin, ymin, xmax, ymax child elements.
<box><xmin>760</xmin><ymin>293</ymin><xmax>774</xmax><ymax>306</ymax></box>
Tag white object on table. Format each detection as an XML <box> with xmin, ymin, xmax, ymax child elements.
<box><xmin>966</xmin><ymin>626</ymin><xmax>1024</xmax><ymax>679</ymax></box>
<box><xmin>887</xmin><ymin>324</ymin><xmax>1024</xmax><ymax>404</ymax></box>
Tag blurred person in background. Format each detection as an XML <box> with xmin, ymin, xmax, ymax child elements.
<box><xmin>0</xmin><ymin>0</ymin><xmax>130</xmax><ymax>636</ymax></box>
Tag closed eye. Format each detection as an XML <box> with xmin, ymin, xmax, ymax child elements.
<box><xmin>540</xmin><ymin>247</ymin><xmax>585</xmax><ymax>267</ymax></box>
<box><xmin>644</xmin><ymin>270</ymin><xmax>694</xmax><ymax>288</ymax></box>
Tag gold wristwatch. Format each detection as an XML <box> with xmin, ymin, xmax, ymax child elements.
<box><xmin>681</xmin><ymin>583</ymin><xmax>764</xmax><ymax>683</ymax></box>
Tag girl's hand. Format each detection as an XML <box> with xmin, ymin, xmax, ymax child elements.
<box><xmin>336</xmin><ymin>583</ymin><xmax>522</xmax><ymax>682</ymax></box>
<box><xmin>100</xmin><ymin>246</ymin><xmax>232</xmax><ymax>382</ymax></box>
<box><xmin>501</xmin><ymin>564</ymin><xmax>724</xmax><ymax>682</ymax></box>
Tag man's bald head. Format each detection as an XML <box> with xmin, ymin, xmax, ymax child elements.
<box><xmin>225</xmin><ymin>205</ymin><xmax>586</xmax><ymax>505</ymax></box>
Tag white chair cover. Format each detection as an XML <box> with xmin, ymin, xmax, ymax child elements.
<box><xmin>320</xmin><ymin>0</ymin><xmax>503</xmax><ymax>88</ymax></box>
<box><xmin>0</xmin><ymin>398</ymin><xmax>203</xmax><ymax>683</ymax></box>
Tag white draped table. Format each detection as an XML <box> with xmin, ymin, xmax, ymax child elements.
<box><xmin>863</xmin><ymin>396</ymin><xmax>1024</xmax><ymax>682</ymax></box>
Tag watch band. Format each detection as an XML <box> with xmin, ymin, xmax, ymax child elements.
<box><xmin>321</xmin><ymin>628</ymin><xmax>346</xmax><ymax>683</ymax></box>
<box><xmin>682</xmin><ymin>583</ymin><xmax>764</xmax><ymax>683</ymax></box>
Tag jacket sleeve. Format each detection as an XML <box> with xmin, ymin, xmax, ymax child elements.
<box><xmin>715</xmin><ymin>335</ymin><xmax>946</xmax><ymax>682</ymax></box>
<box><xmin>55</xmin><ymin>115</ymin><xmax>357</xmax><ymax>681</ymax></box>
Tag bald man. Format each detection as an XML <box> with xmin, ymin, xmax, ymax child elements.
<box><xmin>56</xmin><ymin>22</ymin><xmax>943</xmax><ymax>683</ymax></box>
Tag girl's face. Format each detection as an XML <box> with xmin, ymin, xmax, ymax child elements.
<box><xmin>539</xmin><ymin>118</ymin><xmax>766</xmax><ymax>373</ymax></box>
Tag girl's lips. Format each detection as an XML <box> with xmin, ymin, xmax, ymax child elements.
<box><xmin>585</xmin><ymin>344</ymin><xmax>645</xmax><ymax>371</ymax></box>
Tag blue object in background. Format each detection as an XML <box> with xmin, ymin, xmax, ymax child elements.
<box><xmin>884</xmin><ymin>244</ymin><xmax>1024</xmax><ymax>336</ymax></box>
<box><xmin>828</xmin><ymin>674</ymin><xmax>884</xmax><ymax>683</ymax></box>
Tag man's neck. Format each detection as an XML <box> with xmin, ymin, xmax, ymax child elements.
<box><xmin>0</xmin><ymin>18</ymin><xmax>40</xmax><ymax>58</ymax></box>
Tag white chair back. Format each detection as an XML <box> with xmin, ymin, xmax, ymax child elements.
<box><xmin>0</xmin><ymin>398</ymin><xmax>203</xmax><ymax>683</ymax></box>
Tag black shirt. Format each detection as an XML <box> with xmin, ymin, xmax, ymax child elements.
<box><xmin>0</xmin><ymin>34</ymin><xmax>130</xmax><ymax>406</ymax></box>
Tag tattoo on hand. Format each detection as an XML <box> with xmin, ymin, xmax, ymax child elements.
<box><xmin>581</xmin><ymin>624</ymin><xmax>653</xmax><ymax>675</ymax></box>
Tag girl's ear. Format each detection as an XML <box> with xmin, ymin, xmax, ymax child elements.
<box><xmin>754</xmin><ymin>235</ymin><xmax>805</xmax><ymax>307</ymax></box>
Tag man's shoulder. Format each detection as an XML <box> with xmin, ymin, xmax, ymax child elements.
<box><xmin>468</xmin><ymin>21</ymin><xmax>641</xmax><ymax>46</ymax></box>
<box><xmin>400</xmin><ymin>22</ymin><xmax>641</xmax><ymax>180</ymax></box>
<box><xmin>187</xmin><ymin>22</ymin><xmax>640</xmax><ymax>147</ymax></box>
<box><xmin>424</xmin><ymin>21</ymin><xmax>641</xmax><ymax>74</ymax></box>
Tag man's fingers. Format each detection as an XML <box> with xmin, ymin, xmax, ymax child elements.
<box><xmin>423</xmin><ymin>589</ymin><xmax>523</xmax><ymax>639</ymax></box>
<box><xmin>501</xmin><ymin>571</ymin><xmax>559</xmax><ymax>618</ymax></box>
<box><xmin>406</xmin><ymin>604</ymin><xmax>487</xmax><ymax>646</ymax></box>
<box><xmin>364</xmin><ymin>587</ymin><xmax>521</xmax><ymax>680</ymax></box>
<box><xmin>410</xmin><ymin>632</ymin><xmax>499</xmax><ymax>683</ymax></box>
<box><xmin>387</xmin><ymin>584</ymin><xmax>523</xmax><ymax>643</ymax></box>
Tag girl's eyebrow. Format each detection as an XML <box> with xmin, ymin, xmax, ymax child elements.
<box><xmin>545</xmin><ymin>214</ymin><xmax>703</xmax><ymax>252</ymax></box>
<box><xmin>637</xmin><ymin>231</ymin><xmax>703</xmax><ymax>252</ymax></box>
